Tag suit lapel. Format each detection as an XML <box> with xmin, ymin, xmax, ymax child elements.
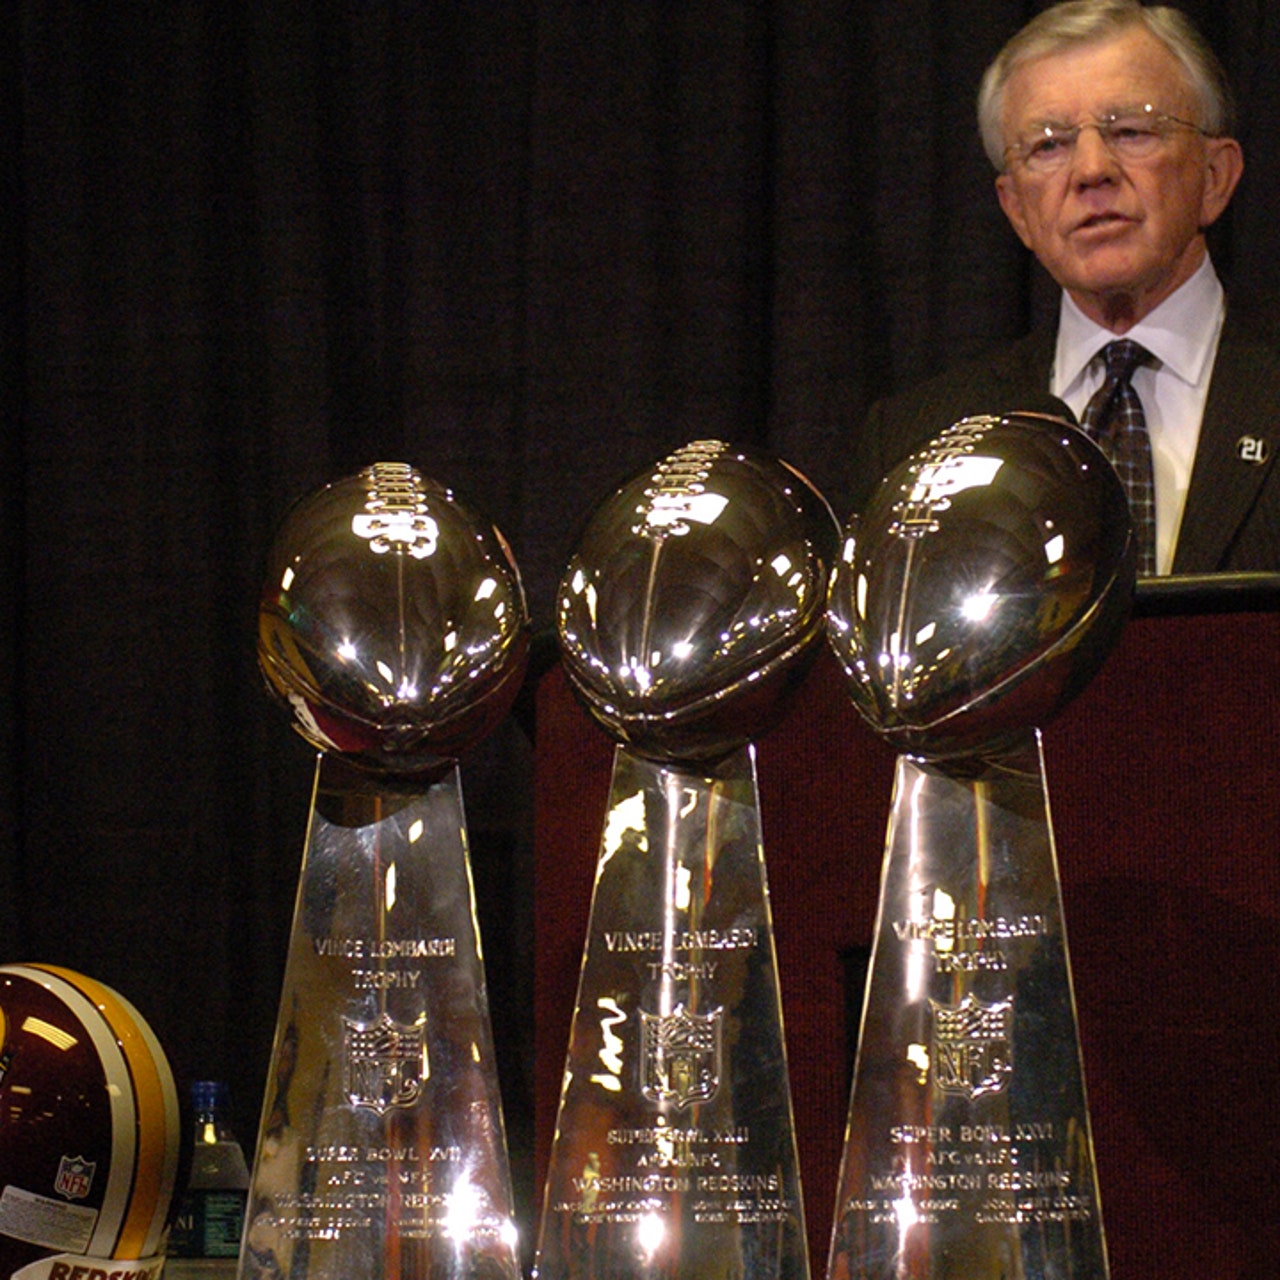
<box><xmin>1173</xmin><ymin>311</ymin><xmax>1280</xmax><ymax>572</ymax></box>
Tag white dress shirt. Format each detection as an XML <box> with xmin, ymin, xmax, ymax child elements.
<box><xmin>1051</xmin><ymin>257</ymin><xmax>1225</xmax><ymax>575</ymax></box>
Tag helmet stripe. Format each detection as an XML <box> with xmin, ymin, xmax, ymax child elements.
<box><xmin>62</xmin><ymin>972</ymin><xmax>181</xmax><ymax>1257</ymax></box>
<box><xmin>99</xmin><ymin>985</ymin><xmax>183</xmax><ymax>1256</ymax></box>
<box><xmin>28</xmin><ymin>967</ymin><xmax>180</xmax><ymax>1260</ymax></box>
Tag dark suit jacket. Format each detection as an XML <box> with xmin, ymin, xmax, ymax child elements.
<box><xmin>850</xmin><ymin>305</ymin><xmax>1280</xmax><ymax>573</ymax></box>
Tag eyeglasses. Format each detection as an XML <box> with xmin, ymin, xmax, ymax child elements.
<box><xmin>1004</xmin><ymin>103</ymin><xmax>1210</xmax><ymax>174</ymax></box>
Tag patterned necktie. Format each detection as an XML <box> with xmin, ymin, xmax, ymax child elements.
<box><xmin>1080</xmin><ymin>339</ymin><xmax>1157</xmax><ymax>575</ymax></box>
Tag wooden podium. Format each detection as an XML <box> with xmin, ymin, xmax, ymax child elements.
<box><xmin>532</xmin><ymin>579</ymin><xmax>1280</xmax><ymax>1279</ymax></box>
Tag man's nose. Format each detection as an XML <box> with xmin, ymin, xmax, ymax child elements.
<box><xmin>1070</xmin><ymin>124</ymin><xmax>1120</xmax><ymax>183</ymax></box>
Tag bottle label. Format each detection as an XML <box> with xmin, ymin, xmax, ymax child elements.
<box><xmin>167</xmin><ymin>1189</ymin><xmax>247</xmax><ymax>1258</ymax></box>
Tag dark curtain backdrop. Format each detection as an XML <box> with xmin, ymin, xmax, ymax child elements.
<box><xmin>5</xmin><ymin>0</ymin><xmax>1278</xmax><ymax>1246</ymax></box>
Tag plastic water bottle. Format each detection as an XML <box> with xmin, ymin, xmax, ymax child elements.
<box><xmin>167</xmin><ymin>1081</ymin><xmax>250</xmax><ymax>1276</ymax></box>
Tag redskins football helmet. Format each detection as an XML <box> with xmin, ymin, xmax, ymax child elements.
<box><xmin>0</xmin><ymin>965</ymin><xmax>182</xmax><ymax>1280</ymax></box>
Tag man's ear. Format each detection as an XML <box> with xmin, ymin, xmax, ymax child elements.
<box><xmin>996</xmin><ymin>173</ymin><xmax>1035</xmax><ymax>249</ymax></box>
<box><xmin>1200</xmin><ymin>136</ymin><xmax>1244</xmax><ymax>229</ymax></box>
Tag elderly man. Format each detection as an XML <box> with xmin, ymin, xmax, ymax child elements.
<box><xmin>852</xmin><ymin>0</ymin><xmax>1279</xmax><ymax>575</ymax></box>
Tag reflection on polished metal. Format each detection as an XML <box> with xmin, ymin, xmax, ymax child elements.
<box><xmin>826</xmin><ymin>415</ymin><xmax>1132</xmax><ymax>1279</ymax></box>
<box><xmin>825</xmin><ymin>745</ymin><xmax>1107</xmax><ymax>1280</ymax></box>
<box><xmin>557</xmin><ymin>440</ymin><xmax>840</xmax><ymax>763</ymax></box>
<box><xmin>534</xmin><ymin>748</ymin><xmax>808</xmax><ymax>1280</ymax></box>
<box><xmin>829</xmin><ymin>412</ymin><xmax>1134</xmax><ymax>763</ymax></box>
<box><xmin>242</xmin><ymin>762</ymin><xmax>522</xmax><ymax>1280</ymax></box>
<box><xmin>258</xmin><ymin>461</ymin><xmax>529</xmax><ymax>775</ymax></box>
<box><xmin>246</xmin><ymin>463</ymin><xmax>528</xmax><ymax>1280</ymax></box>
<box><xmin>538</xmin><ymin>441</ymin><xmax>840</xmax><ymax>1278</ymax></box>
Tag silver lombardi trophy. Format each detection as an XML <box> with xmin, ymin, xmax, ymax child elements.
<box><xmin>825</xmin><ymin>413</ymin><xmax>1134</xmax><ymax>1280</ymax></box>
<box><xmin>536</xmin><ymin>440</ymin><xmax>840</xmax><ymax>1280</ymax></box>
<box><xmin>247</xmin><ymin>461</ymin><xmax>529</xmax><ymax>1280</ymax></box>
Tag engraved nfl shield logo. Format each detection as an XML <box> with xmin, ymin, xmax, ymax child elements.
<box><xmin>929</xmin><ymin>993</ymin><xmax>1014</xmax><ymax>1099</ymax></box>
<box><xmin>343</xmin><ymin>1013</ymin><xmax>428</xmax><ymax>1114</ymax></box>
<box><xmin>640</xmin><ymin>1003</ymin><xmax>721</xmax><ymax>1108</ymax></box>
<box><xmin>54</xmin><ymin>1155</ymin><xmax>96</xmax><ymax>1200</ymax></box>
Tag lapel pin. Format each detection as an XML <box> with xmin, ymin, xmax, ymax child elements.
<box><xmin>1237</xmin><ymin>435</ymin><xmax>1270</xmax><ymax>465</ymax></box>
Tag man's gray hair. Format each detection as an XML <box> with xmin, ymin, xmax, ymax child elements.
<box><xmin>977</xmin><ymin>0</ymin><xmax>1236</xmax><ymax>170</ymax></box>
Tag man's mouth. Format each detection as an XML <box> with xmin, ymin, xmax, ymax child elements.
<box><xmin>1073</xmin><ymin>211</ymin><xmax>1134</xmax><ymax>233</ymax></box>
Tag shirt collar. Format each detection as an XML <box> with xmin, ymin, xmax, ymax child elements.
<box><xmin>1054</xmin><ymin>256</ymin><xmax>1224</xmax><ymax>394</ymax></box>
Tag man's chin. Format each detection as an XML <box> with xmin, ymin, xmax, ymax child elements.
<box><xmin>1058</xmin><ymin>251</ymin><xmax>1158</xmax><ymax>311</ymax></box>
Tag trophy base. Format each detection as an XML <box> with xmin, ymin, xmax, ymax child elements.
<box><xmin>534</xmin><ymin>744</ymin><xmax>809</xmax><ymax>1280</ymax></box>
<box><xmin>828</xmin><ymin>734</ymin><xmax>1108</xmax><ymax>1280</ymax></box>
<box><xmin>240</xmin><ymin>755</ymin><xmax>521</xmax><ymax>1280</ymax></box>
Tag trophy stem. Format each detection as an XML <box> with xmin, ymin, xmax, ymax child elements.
<box><xmin>534</xmin><ymin>744</ymin><xmax>809</xmax><ymax>1280</ymax></box>
<box><xmin>240</xmin><ymin>755</ymin><xmax>521</xmax><ymax>1280</ymax></box>
<box><xmin>827</xmin><ymin>732</ymin><xmax>1108</xmax><ymax>1280</ymax></box>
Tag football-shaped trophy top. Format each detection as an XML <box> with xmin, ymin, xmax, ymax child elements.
<box><xmin>827</xmin><ymin>413</ymin><xmax>1135</xmax><ymax>761</ymax></box>
<box><xmin>258</xmin><ymin>462</ymin><xmax>530</xmax><ymax>773</ymax></box>
<box><xmin>557</xmin><ymin>439</ymin><xmax>841</xmax><ymax>763</ymax></box>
